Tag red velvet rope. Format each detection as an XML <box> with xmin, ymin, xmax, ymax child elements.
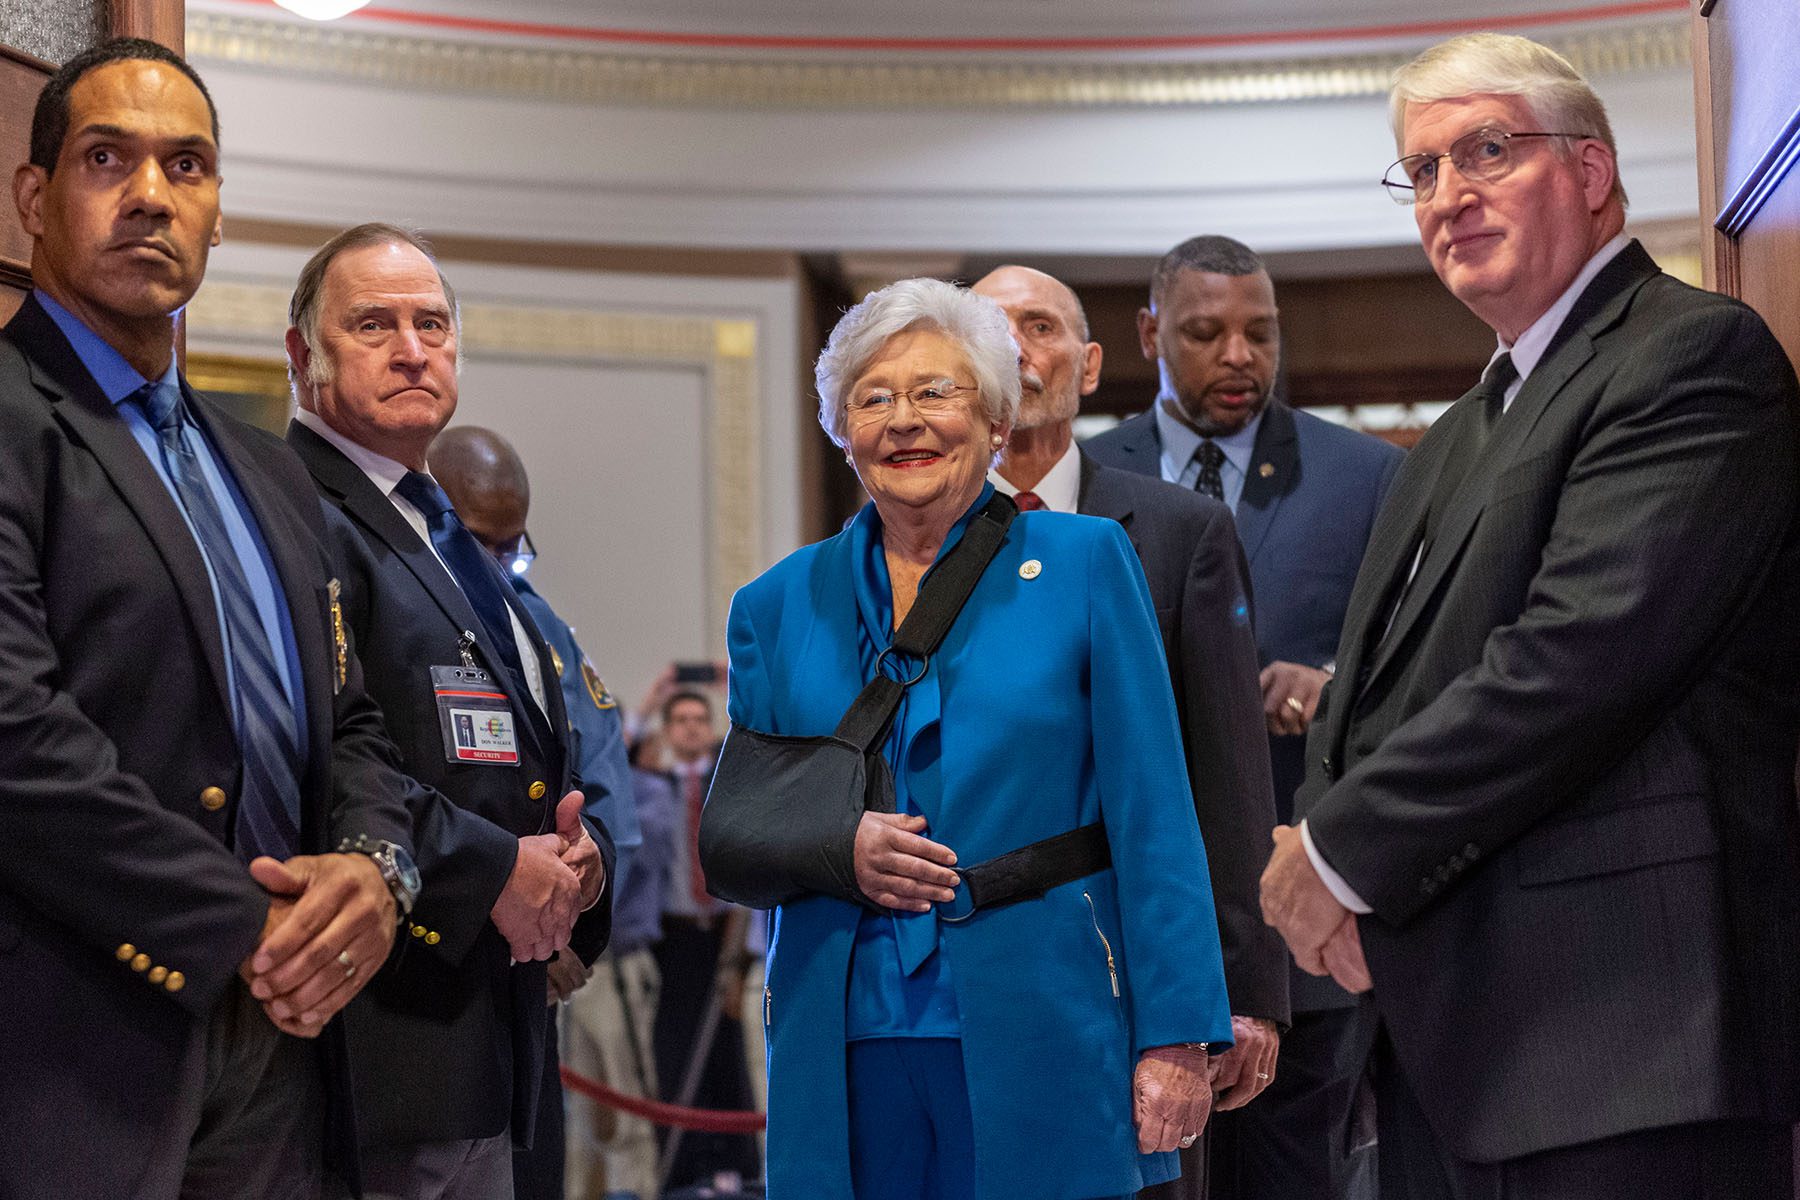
<box><xmin>559</xmin><ymin>1066</ymin><xmax>768</xmax><ymax>1134</ymax></box>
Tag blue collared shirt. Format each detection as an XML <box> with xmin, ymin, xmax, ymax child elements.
<box><xmin>1154</xmin><ymin>400</ymin><xmax>1265</xmax><ymax>514</ymax></box>
<box><xmin>38</xmin><ymin>290</ymin><xmax>307</xmax><ymax>754</ymax></box>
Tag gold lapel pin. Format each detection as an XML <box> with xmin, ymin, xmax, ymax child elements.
<box><xmin>1259</xmin><ymin>462</ymin><xmax>1275</xmax><ymax>478</ymax></box>
<box><xmin>1019</xmin><ymin>559</ymin><xmax>1043</xmax><ymax>580</ymax></box>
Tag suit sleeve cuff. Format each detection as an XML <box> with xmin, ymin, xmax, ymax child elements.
<box><xmin>1301</xmin><ymin>819</ymin><xmax>1373</xmax><ymax>914</ymax></box>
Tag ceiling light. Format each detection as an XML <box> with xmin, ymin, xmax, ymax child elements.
<box><xmin>274</xmin><ymin>0</ymin><xmax>372</xmax><ymax>20</ymax></box>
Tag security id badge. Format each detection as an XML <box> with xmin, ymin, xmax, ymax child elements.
<box><xmin>432</xmin><ymin>664</ymin><xmax>520</xmax><ymax>765</ymax></box>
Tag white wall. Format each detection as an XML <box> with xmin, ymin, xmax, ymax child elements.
<box><xmin>187</xmin><ymin>241</ymin><xmax>803</xmax><ymax>706</ymax></box>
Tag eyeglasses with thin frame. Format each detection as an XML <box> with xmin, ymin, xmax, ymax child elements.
<box><xmin>844</xmin><ymin>378</ymin><xmax>979</xmax><ymax>421</ymax></box>
<box><xmin>489</xmin><ymin>529</ymin><xmax>536</xmax><ymax>576</ymax></box>
<box><xmin>1382</xmin><ymin>127</ymin><xmax>1588</xmax><ymax>205</ymax></box>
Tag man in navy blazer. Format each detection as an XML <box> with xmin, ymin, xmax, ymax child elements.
<box><xmin>1085</xmin><ymin>237</ymin><xmax>1401</xmax><ymax>1200</ymax></box>
<box><xmin>0</xmin><ymin>40</ymin><xmax>431</xmax><ymax>1199</ymax></box>
<box><xmin>284</xmin><ymin>223</ymin><xmax>613</xmax><ymax>1200</ymax></box>
<box><xmin>975</xmin><ymin>268</ymin><xmax>1286</xmax><ymax>1166</ymax></box>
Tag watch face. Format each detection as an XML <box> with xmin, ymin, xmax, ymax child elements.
<box><xmin>392</xmin><ymin>848</ymin><xmax>422</xmax><ymax>896</ymax></box>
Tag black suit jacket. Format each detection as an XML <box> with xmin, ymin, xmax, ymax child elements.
<box><xmin>0</xmin><ymin>296</ymin><xmax>424</xmax><ymax>1197</ymax></box>
<box><xmin>1086</xmin><ymin>400</ymin><xmax>1401</xmax><ymax>1012</ymax></box>
<box><xmin>1297</xmin><ymin>242</ymin><xmax>1800</xmax><ymax>1161</ymax></box>
<box><xmin>1075</xmin><ymin>453</ymin><xmax>1287</xmax><ymax>1024</ymax></box>
<box><xmin>289</xmin><ymin>421</ymin><xmax>614</xmax><ymax>1150</ymax></box>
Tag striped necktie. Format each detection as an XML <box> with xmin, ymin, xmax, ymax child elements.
<box><xmin>138</xmin><ymin>380</ymin><xmax>302</xmax><ymax>859</ymax></box>
<box><xmin>1193</xmin><ymin>439</ymin><xmax>1226</xmax><ymax>501</ymax></box>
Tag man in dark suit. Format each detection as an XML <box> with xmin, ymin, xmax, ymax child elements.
<box><xmin>1261</xmin><ymin>33</ymin><xmax>1800</xmax><ymax>1200</ymax></box>
<box><xmin>973</xmin><ymin>265</ymin><xmax>1284</xmax><ymax>1196</ymax></box>
<box><xmin>0</xmin><ymin>39</ymin><xmax>432</xmax><ymax>1200</ymax></box>
<box><xmin>1085</xmin><ymin>242</ymin><xmax>1401</xmax><ymax>1198</ymax></box>
<box><xmin>284</xmin><ymin>223</ymin><xmax>614</xmax><ymax>1199</ymax></box>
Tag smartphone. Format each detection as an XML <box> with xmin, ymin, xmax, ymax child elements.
<box><xmin>673</xmin><ymin>661</ymin><xmax>722</xmax><ymax>685</ymax></box>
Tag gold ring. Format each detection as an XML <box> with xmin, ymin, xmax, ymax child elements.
<box><xmin>1284</xmin><ymin>697</ymin><xmax>1305</xmax><ymax>714</ymax></box>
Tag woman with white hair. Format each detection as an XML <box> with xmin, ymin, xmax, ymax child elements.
<box><xmin>707</xmin><ymin>278</ymin><xmax>1230</xmax><ymax>1199</ymax></box>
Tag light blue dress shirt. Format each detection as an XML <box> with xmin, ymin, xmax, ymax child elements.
<box><xmin>38</xmin><ymin>290</ymin><xmax>307</xmax><ymax>754</ymax></box>
<box><xmin>1153</xmin><ymin>400</ymin><xmax>1265</xmax><ymax>515</ymax></box>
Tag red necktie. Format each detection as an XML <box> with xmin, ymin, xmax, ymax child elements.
<box><xmin>1014</xmin><ymin>490</ymin><xmax>1045</xmax><ymax>511</ymax></box>
<box><xmin>685</xmin><ymin>766</ymin><xmax>710</xmax><ymax>909</ymax></box>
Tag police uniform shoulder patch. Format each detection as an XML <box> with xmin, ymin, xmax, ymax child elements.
<box><xmin>580</xmin><ymin>654</ymin><xmax>616</xmax><ymax>709</ymax></box>
<box><xmin>548</xmin><ymin>645</ymin><xmax>566</xmax><ymax>678</ymax></box>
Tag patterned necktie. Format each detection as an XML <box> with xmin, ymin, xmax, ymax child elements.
<box><xmin>1421</xmin><ymin>352</ymin><xmax>1517</xmax><ymax>553</ymax></box>
<box><xmin>1012</xmin><ymin>490</ymin><xmax>1045</xmax><ymax>512</ymax></box>
<box><xmin>684</xmin><ymin>765</ymin><xmax>711</xmax><ymax>910</ymax></box>
<box><xmin>394</xmin><ymin>470</ymin><xmax>530</xmax><ymax>697</ymax></box>
<box><xmin>1193</xmin><ymin>439</ymin><xmax>1226</xmax><ymax>501</ymax></box>
<box><xmin>138</xmin><ymin>380</ymin><xmax>302</xmax><ymax>860</ymax></box>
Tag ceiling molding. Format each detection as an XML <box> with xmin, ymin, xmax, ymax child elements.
<box><xmin>188</xmin><ymin>10</ymin><xmax>1688</xmax><ymax>110</ymax></box>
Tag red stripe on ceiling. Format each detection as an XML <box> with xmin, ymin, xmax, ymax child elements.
<box><xmin>246</xmin><ymin>0</ymin><xmax>1689</xmax><ymax>53</ymax></box>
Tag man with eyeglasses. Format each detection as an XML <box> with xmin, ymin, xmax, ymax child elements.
<box><xmin>1260</xmin><ymin>32</ymin><xmax>1800</xmax><ymax>1200</ymax></box>
<box><xmin>285</xmin><ymin>223</ymin><xmax>615</xmax><ymax>1200</ymax></box>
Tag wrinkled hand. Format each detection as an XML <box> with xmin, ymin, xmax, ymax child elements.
<box><xmin>554</xmin><ymin>790</ymin><xmax>605</xmax><ymax>911</ymax></box>
<box><xmin>1260</xmin><ymin>661</ymin><xmax>1330</xmax><ymax>737</ymax></box>
<box><xmin>852</xmin><ymin>811</ymin><xmax>958</xmax><ymax>912</ymax></box>
<box><xmin>1320</xmin><ymin>914</ymin><xmax>1372</xmax><ymax>994</ymax></box>
<box><xmin>1208</xmin><ymin>1016</ymin><xmax>1280</xmax><ymax>1111</ymax></box>
<box><xmin>1133</xmin><ymin>1044</ymin><xmax>1214</xmax><ymax>1154</ymax></box>
<box><xmin>545</xmin><ymin>946</ymin><xmax>589</xmax><ymax>1005</ymax></box>
<box><xmin>1260</xmin><ymin>824</ymin><xmax>1353</xmax><ymax>978</ymax></box>
<box><xmin>492</xmin><ymin>833</ymin><xmax>581</xmax><ymax>962</ymax></box>
<box><xmin>242</xmin><ymin>854</ymin><xmax>396</xmax><ymax>1038</ymax></box>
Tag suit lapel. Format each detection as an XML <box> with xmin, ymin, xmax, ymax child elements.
<box><xmin>1233</xmin><ymin>403</ymin><xmax>1297</xmax><ymax>565</ymax></box>
<box><xmin>1359</xmin><ymin>243</ymin><xmax>1661</xmax><ymax>693</ymax></box>
<box><xmin>288</xmin><ymin>420</ymin><xmax>559</xmax><ymax>766</ymax></box>
<box><xmin>1075</xmin><ymin>451</ymin><xmax>1141</xmax><ymax>554</ymax></box>
<box><xmin>16</xmin><ymin>300</ymin><xmax>235</xmax><ymax>719</ymax></box>
<box><xmin>1107</xmin><ymin>408</ymin><xmax>1163</xmax><ymax>474</ymax></box>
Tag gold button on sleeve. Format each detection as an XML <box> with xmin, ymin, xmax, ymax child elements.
<box><xmin>411</xmin><ymin>924</ymin><xmax>425</xmax><ymax>938</ymax></box>
<box><xmin>115</xmin><ymin>943</ymin><xmax>136</xmax><ymax>962</ymax></box>
<box><xmin>528</xmin><ymin>781</ymin><xmax>547</xmax><ymax>801</ymax></box>
<box><xmin>148</xmin><ymin>966</ymin><xmax>168</xmax><ymax>985</ymax></box>
<box><xmin>199</xmin><ymin>786</ymin><xmax>227</xmax><ymax>812</ymax></box>
<box><xmin>424</xmin><ymin>931</ymin><xmax>440</xmax><ymax>945</ymax></box>
<box><xmin>164</xmin><ymin>971</ymin><xmax>186</xmax><ymax>992</ymax></box>
<box><xmin>130</xmin><ymin>953</ymin><xmax>150</xmax><ymax>972</ymax></box>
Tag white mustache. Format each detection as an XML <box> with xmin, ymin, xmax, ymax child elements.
<box><xmin>1020</xmin><ymin>371</ymin><xmax>1045</xmax><ymax>393</ymax></box>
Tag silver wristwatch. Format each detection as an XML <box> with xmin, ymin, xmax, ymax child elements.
<box><xmin>338</xmin><ymin>835</ymin><xmax>421</xmax><ymax>918</ymax></box>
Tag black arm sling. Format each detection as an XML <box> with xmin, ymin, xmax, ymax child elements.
<box><xmin>699</xmin><ymin>491</ymin><xmax>1109</xmax><ymax>914</ymax></box>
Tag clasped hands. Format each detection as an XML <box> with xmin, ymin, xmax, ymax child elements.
<box><xmin>1259</xmin><ymin>824</ymin><xmax>1371</xmax><ymax>994</ymax></box>
<box><xmin>492</xmin><ymin>789</ymin><xmax>605</xmax><ymax>962</ymax></box>
<box><xmin>239</xmin><ymin>790</ymin><xmax>603</xmax><ymax>1038</ymax></box>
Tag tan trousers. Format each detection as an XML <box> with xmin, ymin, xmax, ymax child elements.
<box><xmin>562</xmin><ymin>948</ymin><xmax>660</xmax><ymax>1200</ymax></box>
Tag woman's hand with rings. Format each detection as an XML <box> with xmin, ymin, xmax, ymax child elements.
<box><xmin>1133</xmin><ymin>1043</ymin><xmax>1214</xmax><ymax>1154</ymax></box>
<box><xmin>853</xmin><ymin>812</ymin><xmax>958</xmax><ymax>912</ymax></box>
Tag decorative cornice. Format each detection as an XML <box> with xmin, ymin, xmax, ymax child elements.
<box><xmin>187</xmin><ymin>10</ymin><xmax>1689</xmax><ymax>110</ymax></box>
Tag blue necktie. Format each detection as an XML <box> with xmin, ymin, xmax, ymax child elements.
<box><xmin>394</xmin><ymin>470</ymin><xmax>530</xmax><ymax>698</ymax></box>
<box><xmin>138</xmin><ymin>380</ymin><xmax>302</xmax><ymax>860</ymax></box>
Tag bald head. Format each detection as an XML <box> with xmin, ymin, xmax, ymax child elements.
<box><xmin>429</xmin><ymin>425</ymin><xmax>531</xmax><ymax>557</ymax></box>
<box><xmin>971</xmin><ymin>265</ymin><xmax>1100</xmax><ymax>432</ymax></box>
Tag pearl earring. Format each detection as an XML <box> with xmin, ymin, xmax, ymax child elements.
<box><xmin>991</xmin><ymin>434</ymin><xmax>1004</xmax><ymax>448</ymax></box>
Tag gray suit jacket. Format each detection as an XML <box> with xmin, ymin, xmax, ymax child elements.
<box><xmin>1298</xmin><ymin>241</ymin><xmax>1800</xmax><ymax>1161</ymax></box>
<box><xmin>1078</xmin><ymin>453</ymin><xmax>1287</xmax><ymax>1024</ymax></box>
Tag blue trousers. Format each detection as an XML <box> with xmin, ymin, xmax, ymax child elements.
<box><xmin>846</xmin><ymin>1038</ymin><xmax>1131</xmax><ymax>1200</ymax></box>
<box><xmin>847</xmin><ymin>1038</ymin><xmax>975</xmax><ymax>1200</ymax></box>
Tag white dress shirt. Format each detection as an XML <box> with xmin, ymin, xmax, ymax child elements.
<box><xmin>989</xmin><ymin>439</ymin><xmax>1083</xmax><ymax>513</ymax></box>
<box><xmin>1300</xmin><ymin>234</ymin><xmax>1632</xmax><ymax>916</ymax></box>
<box><xmin>295</xmin><ymin>408</ymin><xmax>547</xmax><ymax>717</ymax></box>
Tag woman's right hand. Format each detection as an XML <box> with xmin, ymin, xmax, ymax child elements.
<box><xmin>853</xmin><ymin>812</ymin><xmax>960</xmax><ymax>912</ymax></box>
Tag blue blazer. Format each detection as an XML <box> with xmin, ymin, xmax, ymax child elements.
<box><xmin>725</xmin><ymin>488</ymin><xmax>1231</xmax><ymax>1200</ymax></box>
<box><xmin>1086</xmin><ymin>402</ymin><xmax>1402</xmax><ymax>821</ymax></box>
